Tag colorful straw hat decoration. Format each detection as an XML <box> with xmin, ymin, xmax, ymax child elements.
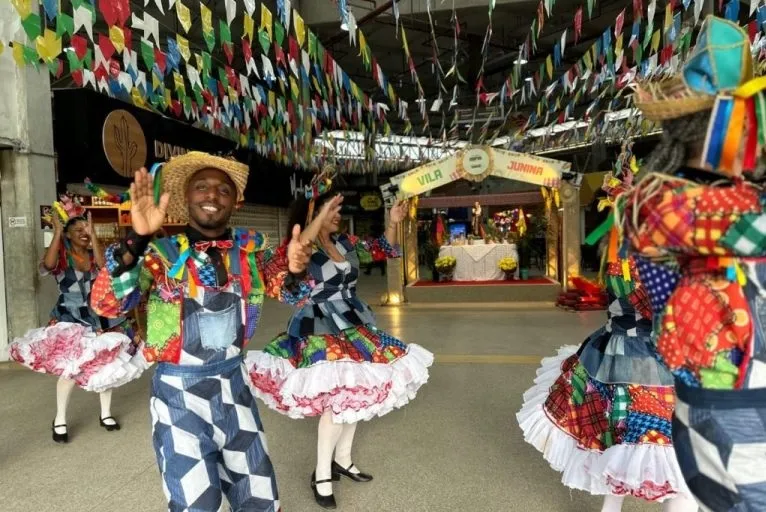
<box><xmin>305</xmin><ymin>163</ymin><xmax>336</xmax><ymax>225</ymax></box>
<box><xmin>633</xmin><ymin>15</ymin><xmax>766</xmax><ymax>177</ymax></box>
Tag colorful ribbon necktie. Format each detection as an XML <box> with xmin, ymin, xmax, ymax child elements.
<box><xmin>194</xmin><ymin>240</ymin><xmax>234</xmax><ymax>253</ymax></box>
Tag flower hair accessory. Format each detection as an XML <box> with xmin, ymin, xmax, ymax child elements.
<box><xmin>306</xmin><ymin>164</ymin><xmax>337</xmax><ymax>224</ymax></box>
<box><xmin>52</xmin><ymin>194</ymin><xmax>87</xmax><ymax>223</ymax></box>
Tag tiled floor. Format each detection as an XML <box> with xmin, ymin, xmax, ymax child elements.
<box><xmin>0</xmin><ymin>275</ymin><xmax>664</xmax><ymax>511</ymax></box>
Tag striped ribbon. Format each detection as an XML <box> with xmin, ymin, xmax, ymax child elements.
<box><xmin>149</xmin><ymin>163</ymin><xmax>164</xmax><ymax>205</ymax></box>
<box><xmin>703</xmin><ymin>97</ymin><xmax>733</xmax><ymax>170</ymax></box>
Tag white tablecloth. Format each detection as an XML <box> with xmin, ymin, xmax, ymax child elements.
<box><xmin>439</xmin><ymin>244</ymin><xmax>519</xmax><ymax>281</ymax></box>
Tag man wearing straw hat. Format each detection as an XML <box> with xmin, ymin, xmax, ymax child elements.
<box><xmin>91</xmin><ymin>151</ymin><xmax>341</xmax><ymax>512</ymax></box>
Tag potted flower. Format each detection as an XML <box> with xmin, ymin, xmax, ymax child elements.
<box><xmin>434</xmin><ymin>256</ymin><xmax>457</xmax><ymax>282</ymax></box>
<box><xmin>498</xmin><ymin>256</ymin><xmax>518</xmax><ymax>280</ymax></box>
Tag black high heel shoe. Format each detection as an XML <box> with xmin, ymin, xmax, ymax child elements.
<box><xmin>331</xmin><ymin>461</ymin><xmax>373</xmax><ymax>482</ymax></box>
<box><xmin>52</xmin><ymin>421</ymin><xmax>68</xmax><ymax>443</ymax></box>
<box><xmin>99</xmin><ymin>416</ymin><xmax>121</xmax><ymax>431</ymax></box>
<box><xmin>310</xmin><ymin>471</ymin><xmax>337</xmax><ymax>509</ymax></box>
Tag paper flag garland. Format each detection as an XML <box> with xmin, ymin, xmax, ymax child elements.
<box><xmin>261</xmin><ymin>4</ymin><xmax>273</xmax><ymax>41</ymax></box>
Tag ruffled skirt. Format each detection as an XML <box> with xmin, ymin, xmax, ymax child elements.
<box><xmin>246</xmin><ymin>324</ymin><xmax>433</xmax><ymax>423</ymax></box>
<box><xmin>10</xmin><ymin>321</ymin><xmax>150</xmax><ymax>392</ymax></box>
<box><xmin>517</xmin><ymin>344</ymin><xmax>691</xmax><ymax>502</ymax></box>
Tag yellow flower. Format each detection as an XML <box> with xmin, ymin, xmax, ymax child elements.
<box><xmin>498</xmin><ymin>257</ymin><xmax>518</xmax><ymax>272</ymax></box>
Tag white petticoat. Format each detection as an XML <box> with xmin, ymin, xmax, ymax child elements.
<box><xmin>10</xmin><ymin>321</ymin><xmax>151</xmax><ymax>393</ymax></box>
<box><xmin>245</xmin><ymin>344</ymin><xmax>433</xmax><ymax>423</ymax></box>
<box><xmin>516</xmin><ymin>345</ymin><xmax>691</xmax><ymax>502</ymax></box>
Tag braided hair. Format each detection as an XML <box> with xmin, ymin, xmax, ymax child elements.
<box><xmin>643</xmin><ymin>110</ymin><xmax>711</xmax><ymax>175</ymax></box>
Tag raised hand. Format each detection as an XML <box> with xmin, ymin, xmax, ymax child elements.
<box><xmin>316</xmin><ymin>194</ymin><xmax>344</xmax><ymax>221</ymax></box>
<box><xmin>299</xmin><ymin>194</ymin><xmax>343</xmax><ymax>245</ymax></box>
<box><xmin>84</xmin><ymin>211</ymin><xmax>94</xmax><ymax>236</ymax></box>
<box><xmin>51</xmin><ymin>210</ymin><xmax>63</xmax><ymax>234</ymax></box>
<box><xmin>129</xmin><ymin>168</ymin><xmax>170</xmax><ymax>236</ymax></box>
<box><xmin>287</xmin><ymin>224</ymin><xmax>312</xmax><ymax>274</ymax></box>
<box><xmin>389</xmin><ymin>200</ymin><xmax>407</xmax><ymax>224</ymax></box>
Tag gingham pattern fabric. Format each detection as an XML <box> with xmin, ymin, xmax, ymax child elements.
<box><xmin>287</xmin><ymin>234</ymin><xmax>398</xmax><ymax>338</ymax></box>
<box><xmin>673</xmin><ymin>381</ymin><xmax>766</xmax><ymax>511</ymax></box>
<box><xmin>104</xmin><ymin>244</ymin><xmax>143</xmax><ymax>299</ymax></box>
<box><xmin>151</xmin><ymin>357</ymin><xmax>279</xmax><ymax>512</ymax></box>
<box><xmin>610</xmin><ymin>386</ymin><xmax>630</xmax><ymax>425</ymax></box>
<box><xmin>721</xmin><ymin>213</ymin><xmax>766</xmax><ymax>256</ymax></box>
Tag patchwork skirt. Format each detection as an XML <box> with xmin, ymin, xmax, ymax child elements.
<box><xmin>246</xmin><ymin>324</ymin><xmax>433</xmax><ymax>423</ymax></box>
<box><xmin>10</xmin><ymin>320</ymin><xmax>149</xmax><ymax>392</ymax></box>
<box><xmin>517</xmin><ymin>328</ymin><xmax>691</xmax><ymax>502</ymax></box>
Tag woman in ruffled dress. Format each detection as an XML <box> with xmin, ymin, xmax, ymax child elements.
<box><xmin>516</xmin><ymin>149</ymin><xmax>698</xmax><ymax>512</ymax></box>
<box><xmin>10</xmin><ymin>196</ymin><xmax>146</xmax><ymax>443</ymax></box>
<box><xmin>247</xmin><ymin>184</ymin><xmax>433</xmax><ymax>509</ymax></box>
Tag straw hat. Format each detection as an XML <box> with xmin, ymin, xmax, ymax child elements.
<box><xmin>634</xmin><ymin>16</ymin><xmax>752</xmax><ymax>121</ymax></box>
<box><xmin>161</xmin><ymin>151</ymin><xmax>249</xmax><ymax>223</ymax></box>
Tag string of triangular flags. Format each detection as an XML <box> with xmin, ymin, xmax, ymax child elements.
<box><xmin>1</xmin><ymin>0</ymin><xmax>434</xmax><ymax>172</ymax></box>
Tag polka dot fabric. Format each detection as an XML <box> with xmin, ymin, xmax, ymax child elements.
<box><xmin>634</xmin><ymin>256</ymin><xmax>681</xmax><ymax>316</ymax></box>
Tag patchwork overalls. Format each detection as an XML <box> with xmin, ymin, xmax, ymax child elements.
<box><xmin>672</xmin><ymin>260</ymin><xmax>766</xmax><ymax>511</ymax></box>
<box><xmin>149</xmin><ymin>241</ymin><xmax>279</xmax><ymax>512</ymax></box>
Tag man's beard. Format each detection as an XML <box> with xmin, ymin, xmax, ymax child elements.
<box><xmin>189</xmin><ymin>207</ymin><xmax>231</xmax><ymax>230</ymax></box>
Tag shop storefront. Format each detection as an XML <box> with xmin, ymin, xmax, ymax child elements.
<box><xmin>53</xmin><ymin>89</ymin><xmax>312</xmax><ymax>243</ymax></box>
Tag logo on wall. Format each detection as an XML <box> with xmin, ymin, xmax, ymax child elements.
<box><xmin>360</xmin><ymin>193</ymin><xmax>383</xmax><ymax>211</ymax></box>
<box><xmin>102</xmin><ymin>110</ymin><xmax>148</xmax><ymax>177</ymax></box>
<box><xmin>457</xmin><ymin>146</ymin><xmax>493</xmax><ymax>182</ymax></box>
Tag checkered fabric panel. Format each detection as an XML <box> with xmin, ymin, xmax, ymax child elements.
<box><xmin>150</xmin><ymin>364</ymin><xmax>279</xmax><ymax>512</ymax></box>
<box><xmin>574</xmin><ymin>390</ymin><xmax>610</xmax><ymax>441</ymax></box>
<box><xmin>673</xmin><ymin>385</ymin><xmax>766</xmax><ymax>511</ymax></box>
<box><xmin>693</xmin><ymin>214</ymin><xmax>731</xmax><ymax>255</ymax></box>
<box><xmin>610</xmin><ymin>386</ymin><xmax>630</xmax><ymax>426</ymax></box>
<box><xmin>721</xmin><ymin>213</ymin><xmax>766</xmax><ymax>257</ymax></box>
<box><xmin>642</xmin><ymin>193</ymin><xmax>696</xmax><ymax>251</ymax></box>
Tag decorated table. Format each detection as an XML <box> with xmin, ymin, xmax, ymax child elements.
<box><xmin>438</xmin><ymin>243</ymin><xmax>519</xmax><ymax>281</ymax></box>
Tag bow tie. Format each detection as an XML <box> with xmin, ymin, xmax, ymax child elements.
<box><xmin>194</xmin><ymin>240</ymin><xmax>234</xmax><ymax>252</ymax></box>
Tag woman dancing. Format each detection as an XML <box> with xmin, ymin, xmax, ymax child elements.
<box><xmin>10</xmin><ymin>196</ymin><xmax>146</xmax><ymax>443</ymax></box>
<box><xmin>247</xmin><ymin>174</ymin><xmax>433</xmax><ymax>509</ymax></box>
<box><xmin>516</xmin><ymin>149</ymin><xmax>698</xmax><ymax>512</ymax></box>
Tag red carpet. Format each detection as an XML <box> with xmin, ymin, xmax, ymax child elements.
<box><xmin>411</xmin><ymin>277</ymin><xmax>556</xmax><ymax>287</ymax></box>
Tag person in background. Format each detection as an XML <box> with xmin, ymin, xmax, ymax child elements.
<box><xmin>363</xmin><ymin>223</ymin><xmax>387</xmax><ymax>277</ymax></box>
<box><xmin>246</xmin><ymin>172</ymin><xmax>433</xmax><ymax>510</ymax></box>
<box><xmin>10</xmin><ymin>195</ymin><xmax>146</xmax><ymax>443</ymax></box>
